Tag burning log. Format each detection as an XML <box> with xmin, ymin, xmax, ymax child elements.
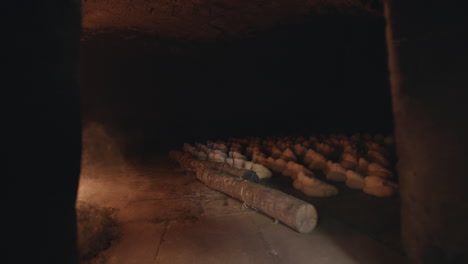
<box><xmin>196</xmin><ymin>167</ymin><xmax>318</xmax><ymax>233</ymax></box>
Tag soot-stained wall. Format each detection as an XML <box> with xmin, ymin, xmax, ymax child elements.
<box><xmin>385</xmin><ymin>1</ymin><xmax>468</xmax><ymax>263</ymax></box>
<box><xmin>81</xmin><ymin>8</ymin><xmax>391</xmax><ymax>158</ymax></box>
<box><xmin>8</xmin><ymin>1</ymin><xmax>82</xmax><ymax>263</ymax></box>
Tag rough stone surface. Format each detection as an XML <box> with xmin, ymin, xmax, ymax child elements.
<box><xmin>385</xmin><ymin>1</ymin><xmax>468</xmax><ymax>263</ymax></box>
<box><xmin>81</xmin><ymin>0</ymin><xmax>382</xmax><ymax>40</ymax></box>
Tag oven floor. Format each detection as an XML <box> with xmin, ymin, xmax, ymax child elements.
<box><xmin>77</xmin><ymin>155</ymin><xmax>405</xmax><ymax>264</ymax></box>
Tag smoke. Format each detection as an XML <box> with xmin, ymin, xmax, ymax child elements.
<box><xmin>80</xmin><ymin>122</ymin><xmax>128</xmax><ymax>179</ymax></box>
